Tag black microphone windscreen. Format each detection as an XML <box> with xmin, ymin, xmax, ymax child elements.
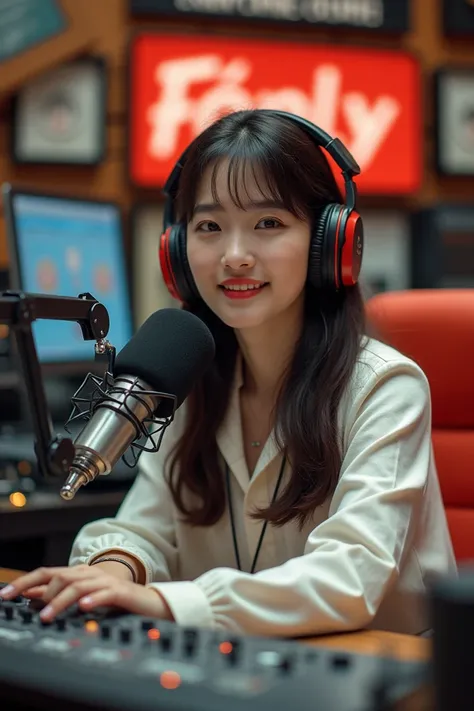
<box><xmin>113</xmin><ymin>308</ymin><xmax>215</xmax><ymax>414</ymax></box>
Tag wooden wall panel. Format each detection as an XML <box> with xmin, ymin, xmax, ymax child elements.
<box><xmin>0</xmin><ymin>124</ymin><xmax>128</xmax><ymax>201</ymax></box>
<box><xmin>0</xmin><ymin>0</ymin><xmax>473</xmax><ymax>270</ymax></box>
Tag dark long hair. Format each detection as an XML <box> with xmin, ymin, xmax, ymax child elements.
<box><xmin>166</xmin><ymin>110</ymin><xmax>366</xmax><ymax>530</ymax></box>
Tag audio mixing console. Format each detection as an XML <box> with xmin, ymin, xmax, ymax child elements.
<box><xmin>0</xmin><ymin>582</ymin><xmax>429</xmax><ymax>711</ymax></box>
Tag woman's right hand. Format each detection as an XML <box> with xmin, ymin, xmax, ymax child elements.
<box><xmin>23</xmin><ymin>560</ymin><xmax>134</xmax><ymax>600</ymax></box>
<box><xmin>3</xmin><ymin>555</ymin><xmax>141</xmax><ymax>605</ymax></box>
<box><xmin>0</xmin><ymin>563</ymin><xmax>161</xmax><ymax>622</ymax></box>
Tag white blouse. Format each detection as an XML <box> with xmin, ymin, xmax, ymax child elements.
<box><xmin>69</xmin><ymin>337</ymin><xmax>457</xmax><ymax>637</ymax></box>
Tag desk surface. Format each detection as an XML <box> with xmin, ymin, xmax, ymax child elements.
<box><xmin>0</xmin><ymin>568</ymin><xmax>430</xmax><ymax>662</ymax></box>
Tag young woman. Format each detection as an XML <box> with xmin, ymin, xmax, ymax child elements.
<box><xmin>2</xmin><ymin>110</ymin><xmax>456</xmax><ymax>637</ymax></box>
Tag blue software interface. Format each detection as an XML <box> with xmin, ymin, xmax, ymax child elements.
<box><xmin>11</xmin><ymin>193</ymin><xmax>132</xmax><ymax>363</ymax></box>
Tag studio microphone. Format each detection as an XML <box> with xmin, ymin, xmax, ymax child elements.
<box><xmin>59</xmin><ymin>309</ymin><xmax>215</xmax><ymax>501</ymax></box>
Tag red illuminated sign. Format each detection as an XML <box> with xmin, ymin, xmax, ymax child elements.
<box><xmin>129</xmin><ymin>33</ymin><xmax>421</xmax><ymax>195</ymax></box>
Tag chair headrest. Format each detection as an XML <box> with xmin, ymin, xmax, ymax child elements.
<box><xmin>366</xmin><ymin>290</ymin><xmax>474</xmax><ymax>428</ymax></box>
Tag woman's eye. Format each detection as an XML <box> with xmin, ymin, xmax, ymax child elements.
<box><xmin>256</xmin><ymin>218</ymin><xmax>282</xmax><ymax>229</ymax></box>
<box><xmin>196</xmin><ymin>221</ymin><xmax>221</xmax><ymax>232</ymax></box>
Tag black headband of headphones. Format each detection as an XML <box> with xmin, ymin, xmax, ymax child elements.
<box><xmin>162</xmin><ymin>110</ymin><xmax>361</xmax><ymax>229</ymax></box>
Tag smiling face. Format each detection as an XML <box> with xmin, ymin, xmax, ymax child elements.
<box><xmin>186</xmin><ymin>160</ymin><xmax>312</xmax><ymax>332</ymax></box>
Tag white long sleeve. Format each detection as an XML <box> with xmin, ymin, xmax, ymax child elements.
<box><xmin>148</xmin><ymin>360</ymin><xmax>454</xmax><ymax>635</ymax></box>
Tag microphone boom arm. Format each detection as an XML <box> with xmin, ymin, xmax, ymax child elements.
<box><xmin>0</xmin><ymin>290</ymin><xmax>113</xmax><ymax>481</ymax></box>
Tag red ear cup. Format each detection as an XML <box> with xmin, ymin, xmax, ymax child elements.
<box><xmin>159</xmin><ymin>224</ymin><xmax>200</xmax><ymax>304</ymax></box>
<box><xmin>159</xmin><ymin>227</ymin><xmax>182</xmax><ymax>301</ymax></box>
<box><xmin>309</xmin><ymin>205</ymin><xmax>364</xmax><ymax>290</ymax></box>
<box><xmin>340</xmin><ymin>211</ymin><xmax>364</xmax><ymax>287</ymax></box>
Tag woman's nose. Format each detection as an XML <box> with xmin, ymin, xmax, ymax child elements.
<box><xmin>221</xmin><ymin>234</ymin><xmax>256</xmax><ymax>270</ymax></box>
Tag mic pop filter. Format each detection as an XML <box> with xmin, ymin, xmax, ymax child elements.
<box><xmin>113</xmin><ymin>308</ymin><xmax>215</xmax><ymax>415</ymax></box>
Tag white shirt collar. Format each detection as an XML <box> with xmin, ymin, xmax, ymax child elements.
<box><xmin>215</xmin><ymin>351</ymin><xmax>281</xmax><ymax>494</ymax></box>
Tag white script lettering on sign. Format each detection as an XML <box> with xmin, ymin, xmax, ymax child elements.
<box><xmin>146</xmin><ymin>55</ymin><xmax>400</xmax><ymax>172</ymax></box>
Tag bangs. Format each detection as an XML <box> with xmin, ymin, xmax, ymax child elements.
<box><xmin>207</xmin><ymin>154</ymin><xmax>308</xmax><ymax>220</ymax></box>
<box><xmin>177</xmin><ymin>141</ymin><xmax>312</xmax><ymax>223</ymax></box>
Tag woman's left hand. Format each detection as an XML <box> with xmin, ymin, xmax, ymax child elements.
<box><xmin>0</xmin><ymin>565</ymin><xmax>173</xmax><ymax>623</ymax></box>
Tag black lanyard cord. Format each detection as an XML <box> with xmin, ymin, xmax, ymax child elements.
<box><xmin>224</xmin><ymin>455</ymin><xmax>287</xmax><ymax>575</ymax></box>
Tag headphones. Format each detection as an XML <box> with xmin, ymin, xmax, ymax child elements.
<box><xmin>159</xmin><ymin>110</ymin><xmax>364</xmax><ymax>304</ymax></box>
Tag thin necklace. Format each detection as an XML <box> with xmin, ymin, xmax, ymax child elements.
<box><xmin>240</xmin><ymin>388</ymin><xmax>272</xmax><ymax>450</ymax></box>
<box><xmin>224</xmin><ymin>455</ymin><xmax>287</xmax><ymax>574</ymax></box>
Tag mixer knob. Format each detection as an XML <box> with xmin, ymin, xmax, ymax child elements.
<box><xmin>3</xmin><ymin>604</ymin><xmax>14</xmax><ymax>621</ymax></box>
<box><xmin>279</xmin><ymin>656</ymin><xmax>293</xmax><ymax>673</ymax></box>
<box><xmin>220</xmin><ymin>638</ymin><xmax>240</xmax><ymax>665</ymax></box>
<box><xmin>101</xmin><ymin>624</ymin><xmax>111</xmax><ymax>640</ymax></box>
<box><xmin>183</xmin><ymin>629</ymin><xmax>198</xmax><ymax>657</ymax></box>
<box><xmin>160</xmin><ymin>633</ymin><xmax>173</xmax><ymax>652</ymax></box>
<box><xmin>141</xmin><ymin>620</ymin><xmax>154</xmax><ymax>631</ymax></box>
<box><xmin>56</xmin><ymin>617</ymin><xmax>67</xmax><ymax>631</ymax></box>
<box><xmin>19</xmin><ymin>608</ymin><xmax>33</xmax><ymax>624</ymax></box>
<box><xmin>119</xmin><ymin>628</ymin><xmax>132</xmax><ymax>644</ymax></box>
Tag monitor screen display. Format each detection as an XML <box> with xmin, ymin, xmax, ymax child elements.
<box><xmin>7</xmin><ymin>192</ymin><xmax>133</xmax><ymax>363</ymax></box>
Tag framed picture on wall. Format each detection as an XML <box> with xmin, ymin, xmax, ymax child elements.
<box><xmin>434</xmin><ymin>67</ymin><xmax>474</xmax><ymax>176</ymax></box>
<box><xmin>11</xmin><ymin>56</ymin><xmax>107</xmax><ymax>165</ymax></box>
<box><xmin>131</xmin><ymin>203</ymin><xmax>178</xmax><ymax>330</ymax></box>
<box><xmin>358</xmin><ymin>209</ymin><xmax>412</xmax><ymax>297</ymax></box>
<box><xmin>412</xmin><ymin>205</ymin><xmax>474</xmax><ymax>288</ymax></box>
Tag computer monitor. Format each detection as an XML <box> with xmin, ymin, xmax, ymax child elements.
<box><xmin>2</xmin><ymin>184</ymin><xmax>133</xmax><ymax>369</ymax></box>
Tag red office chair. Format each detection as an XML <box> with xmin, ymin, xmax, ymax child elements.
<box><xmin>366</xmin><ymin>289</ymin><xmax>474</xmax><ymax>562</ymax></box>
